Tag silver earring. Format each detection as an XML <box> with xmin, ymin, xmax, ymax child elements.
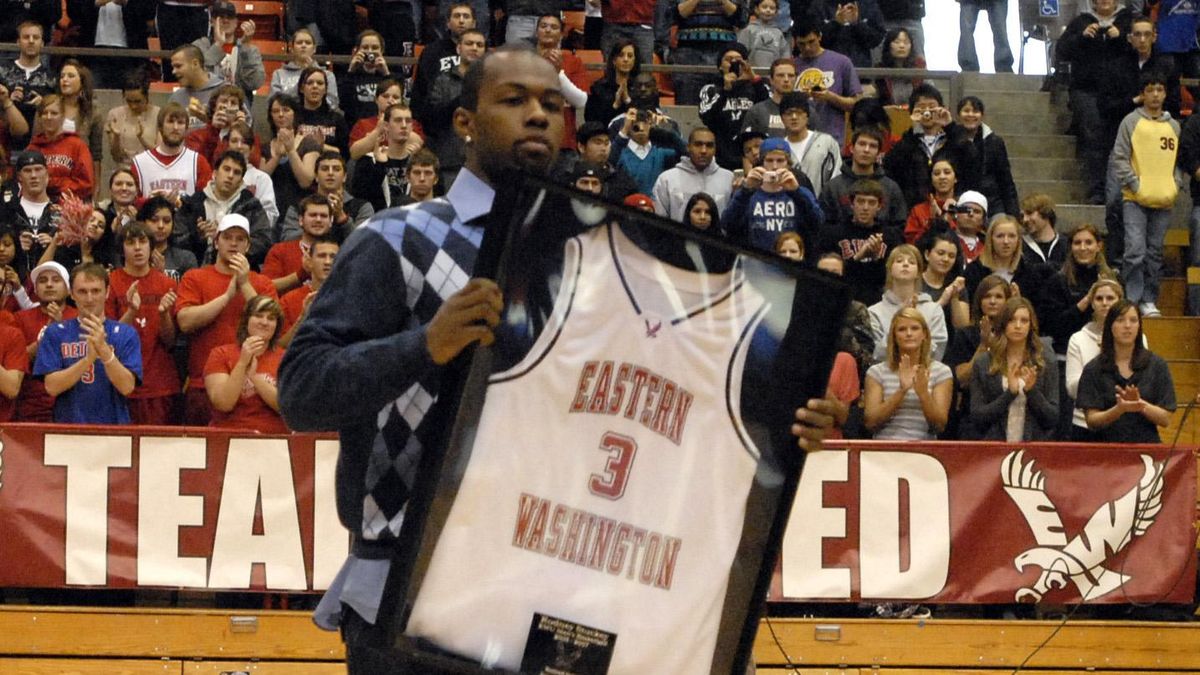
<box><xmin>465</xmin><ymin>135</ymin><xmax>472</xmax><ymax>143</ymax></box>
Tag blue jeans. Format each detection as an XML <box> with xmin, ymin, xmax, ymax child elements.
<box><xmin>958</xmin><ymin>0</ymin><xmax>1013</xmax><ymax>72</ymax></box>
<box><xmin>601</xmin><ymin>23</ymin><xmax>655</xmax><ymax>64</ymax></box>
<box><xmin>1122</xmin><ymin>200</ymin><xmax>1171</xmax><ymax>305</ymax></box>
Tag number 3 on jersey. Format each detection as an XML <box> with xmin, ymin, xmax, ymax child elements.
<box><xmin>589</xmin><ymin>432</ymin><xmax>637</xmax><ymax>500</ymax></box>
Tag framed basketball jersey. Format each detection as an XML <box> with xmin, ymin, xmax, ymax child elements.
<box><xmin>377</xmin><ymin>176</ymin><xmax>850</xmax><ymax>675</ymax></box>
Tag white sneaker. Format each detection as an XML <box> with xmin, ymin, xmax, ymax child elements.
<box><xmin>1139</xmin><ymin>302</ymin><xmax>1162</xmax><ymax>317</ymax></box>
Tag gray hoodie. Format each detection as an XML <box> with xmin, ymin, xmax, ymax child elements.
<box><xmin>651</xmin><ymin>157</ymin><xmax>735</xmax><ymax>221</ymax></box>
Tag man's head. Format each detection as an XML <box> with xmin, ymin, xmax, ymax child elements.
<box><xmin>455</xmin><ymin>48</ymin><xmax>565</xmax><ymax>183</ymax></box>
<box><xmin>17</xmin><ymin>21</ymin><xmax>43</xmax><ymax>60</ymax></box>
<box><xmin>957</xmin><ymin>190</ymin><xmax>988</xmax><ymax>234</ymax></box>
<box><xmin>817</xmin><ymin>252</ymin><xmax>845</xmax><ymax>276</ymax></box>
<box><xmin>577</xmin><ymin>121</ymin><xmax>611</xmax><ymax>165</ymax></box>
<box><xmin>779</xmin><ymin>92</ymin><xmax>811</xmax><ymax>136</ymax></box>
<box><xmin>447</xmin><ymin>2</ymin><xmax>477</xmax><ymax>38</ymax></box>
<box><xmin>121</xmin><ymin>223</ymin><xmax>153</xmax><ymax>270</ymax></box>
<box><xmin>315</xmin><ymin>151</ymin><xmax>347</xmax><ymax>194</ymax></box>
<box><xmin>630</xmin><ymin>73</ymin><xmax>659</xmax><ymax>109</ymax></box>
<box><xmin>210</xmin><ymin>0</ymin><xmax>239</xmax><ymax>41</ymax></box>
<box><xmin>536</xmin><ymin>13</ymin><xmax>563</xmax><ymax>48</ymax></box>
<box><xmin>210</xmin><ymin>85</ymin><xmax>246</xmax><ymax>126</ymax></box>
<box><xmin>298</xmin><ymin>194</ymin><xmax>333</xmax><ymax>239</ymax></box>
<box><xmin>15</xmin><ymin>151</ymin><xmax>48</xmax><ymax>199</ymax></box>
<box><xmin>1140</xmin><ymin>71</ymin><xmax>1168</xmax><ymax>113</ymax></box>
<box><xmin>740</xmin><ymin>130</ymin><xmax>765</xmax><ymax>166</ymax></box>
<box><xmin>908</xmin><ymin>84</ymin><xmax>945</xmax><ymax>131</ymax></box>
<box><xmin>214</xmin><ymin>214</ymin><xmax>251</xmax><ymax>263</ymax></box>
<box><xmin>383</xmin><ymin>103</ymin><xmax>413</xmax><ymax>144</ymax></box>
<box><xmin>31</xmin><ymin>261</ymin><xmax>69</xmax><ymax>303</ymax></box>
<box><xmin>70</xmin><ymin>263</ymin><xmax>108</xmax><ymax>317</ymax></box>
<box><xmin>769</xmin><ymin>59</ymin><xmax>797</xmax><ymax>95</ymax></box>
<box><xmin>212</xmin><ymin>150</ymin><xmax>247</xmax><ymax>199</ymax></box>
<box><xmin>170</xmin><ymin>45</ymin><xmax>207</xmax><ymax>87</ymax></box>
<box><xmin>850</xmin><ymin>128</ymin><xmax>883</xmax><ymax>170</ymax></box>
<box><xmin>849</xmin><ymin>179</ymin><xmax>884</xmax><ymax>225</ymax></box>
<box><xmin>1129</xmin><ymin>16</ymin><xmax>1156</xmax><ymax>57</ymax></box>
<box><xmin>572</xmin><ymin>163</ymin><xmax>604</xmax><ymax>195</ymax></box>
<box><xmin>687</xmin><ymin>128</ymin><xmax>717</xmax><ymax>169</ymax></box>
<box><xmin>157</xmin><ymin>102</ymin><xmax>189</xmax><ymax>149</ymax></box>
<box><xmin>1019</xmin><ymin>193</ymin><xmax>1056</xmax><ymax>237</ymax></box>
<box><xmin>306</xmin><ymin>235</ymin><xmax>340</xmax><ymax>285</ymax></box>
<box><xmin>759</xmin><ymin>137</ymin><xmax>792</xmax><ymax>173</ymax></box>
<box><xmin>406</xmin><ymin>148</ymin><xmax>440</xmax><ymax>200</ymax></box>
<box><xmin>793</xmin><ymin>18</ymin><xmax>823</xmax><ymax>59</ymax></box>
<box><xmin>138</xmin><ymin>196</ymin><xmax>176</xmax><ymax>245</ymax></box>
<box><xmin>457</xmin><ymin>30</ymin><xmax>487</xmax><ymax>67</ymax></box>
<box><xmin>719</xmin><ymin>44</ymin><xmax>751</xmax><ymax>78</ymax></box>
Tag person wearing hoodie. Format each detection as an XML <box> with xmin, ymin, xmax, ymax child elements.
<box><xmin>411</xmin><ymin>3</ymin><xmax>475</xmax><ymax>110</ymax></box>
<box><xmin>270</xmin><ymin>28</ymin><xmax>339</xmax><ymax>110</ymax></box>
<box><xmin>819</xmin><ymin>177</ymin><xmax>903</xmax><ymax>305</ymax></box>
<box><xmin>168</xmin><ymin>45</ymin><xmax>230</xmax><ymax>131</ymax></box>
<box><xmin>722</xmin><ymin>137</ymin><xmax>823</xmax><ymax>252</ymax></box>
<box><xmin>191</xmin><ymin>1</ymin><xmax>265</xmax><ymax>102</ymax></box>
<box><xmin>26</xmin><ymin>94</ymin><xmax>94</xmax><ymax>200</ymax></box>
<box><xmin>778</xmin><ymin>91</ymin><xmax>842</xmax><ymax>198</ymax></box>
<box><xmin>652</xmin><ymin>127</ymin><xmax>734</xmax><ymax>221</ymax></box>
<box><xmin>820</xmin><ymin>127</ymin><xmax>907</xmax><ymax>230</ymax></box>
<box><xmin>1056</xmin><ymin>0</ymin><xmax>1134</xmax><ymax>204</ymax></box>
<box><xmin>698</xmin><ymin>43</ymin><xmax>771</xmax><ymax>170</ymax></box>
<box><xmin>868</xmin><ymin>243</ymin><xmax>948</xmax><ymax>361</ymax></box>
<box><xmin>174</xmin><ymin>150</ymin><xmax>272</xmax><ymax>267</ymax></box>
<box><xmin>1111</xmin><ymin>72</ymin><xmax>1181</xmax><ymax>317</ymax></box>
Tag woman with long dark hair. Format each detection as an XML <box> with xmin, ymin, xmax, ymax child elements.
<box><xmin>942</xmin><ymin>273</ymin><xmax>1012</xmax><ymax>438</ymax></box>
<box><xmin>584</xmin><ymin>40</ymin><xmax>641</xmax><ymax>124</ymax></box>
<box><xmin>294</xmin><ymin>66</ymin><xmax>349</xmax><ymax>156</ymax></box>
<box><xmin>967</xmin><ymin>296</ymin><xmax>1059</xmax><ymax>440</ymax></box>
<box><xmin>1064</xmin><ymin>279</ymin><xmax>1124</xmax><ymax>441</ymax></box>
<box><xmin>917</xmin><ymin>226</ymin><xmax>969</xmax><ymax>330</ymax></box>
<box><xmin>261</xmin><ymin>93</ymin><xmax>323</xmax><ymax>223</ymax></box>
<box><xmin>1042</xmin><ymin>223</ymin><xmax>1120</xmax><ymax>355</ymax></box>
<box><xmin>684</xmin><ymin>192</ymin><xmax>722</xmax><ymax>233</ymax></box>
<box><xmin>1077</xmin><ymin>299</ymin><xmax>1176</xmax><ymax>443</ymax></box>
<box><xmin>874</xmin><ymin>28</ymin><xmax>925</xmax><ymax>106</ymax></box>
<box><xmin>904</xmin><ymin>155</ymin><xmax>958</xmax><ymax>244</ymax></box>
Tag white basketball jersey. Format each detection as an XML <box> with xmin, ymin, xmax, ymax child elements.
<box><xmin>131</xmin><ymin>148</ymin><xmax>201</xmax><ymax>198</ymax></box>
<box><xmin>406</xmin><ymin>223</ymin><xmax>770</xmax><ymax>674</ymax></box>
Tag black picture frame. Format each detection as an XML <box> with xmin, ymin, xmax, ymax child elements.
<box><xmin>371</xmin><ymin>174</ymin><xmax>850</xmax><ymax>674</ymax></box>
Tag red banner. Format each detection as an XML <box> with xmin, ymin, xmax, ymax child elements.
<box><xmin>0</xmin><ymin>424</ymin><xmax>346</xmax><ymax>591</ymax></box>
<box><xmin>777</xmin><ymin>442</ymin><xmax>1198</xmax><ymax>604</ymax></box>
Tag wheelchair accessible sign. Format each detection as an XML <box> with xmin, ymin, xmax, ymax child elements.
<box><xmin>1040</xmin><ymin>0</ymin><xmax>1059</xmax><ymax>16</ymax></box>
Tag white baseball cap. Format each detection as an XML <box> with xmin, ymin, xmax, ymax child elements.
<box><xmin>30</xmin><ymin>260</ymin><xmax>69</xmax><ymax>287</ymax></box>
<box><xmin>217</xmin><ymin>213</ymin><xmax>250</xmax><ymax>235</ymax></box>
<box><xmin>958</xmin><ymin>190</ymin><xmax>988</xmax><ymax>212</ymax></box>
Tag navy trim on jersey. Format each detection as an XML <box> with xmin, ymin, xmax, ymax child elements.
<box><xmin>489</xmin><ymin>237</ymin><xmax>584</xmax><ymax>385</ymax></box>
<box><xmin>607</xmin><ymin>223</ymin><xmax>747</xmax><ymax>326</ymax></box>
<box><xmin>727</xmin><ymin>301</ymin><xmax>770</xmax><ymax>462</ymax></box>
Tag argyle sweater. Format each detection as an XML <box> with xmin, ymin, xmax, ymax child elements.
<box><xmin>280</xmin><ymin>176</ymin><xmax>487</xmax><ymax>557</ymax></box>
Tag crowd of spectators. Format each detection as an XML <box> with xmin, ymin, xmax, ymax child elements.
<box><xmin>0</xmin><ymin>0</ymin><xmax>1194</xmax><ymax>444</ymax></box>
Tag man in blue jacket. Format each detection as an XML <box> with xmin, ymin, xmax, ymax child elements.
<box><xmin>722</xmin><ymin>136</ymin><xmax>823</xmax><ymax>251</ymax></box>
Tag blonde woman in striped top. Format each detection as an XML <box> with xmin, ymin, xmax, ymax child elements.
<box><xmin>864</xmin><ymin>307</ymin><xmax>954</xmax><ymax>439</ymax></box>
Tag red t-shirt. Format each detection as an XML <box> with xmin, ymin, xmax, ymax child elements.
<box><xmin>0</xmin><ymin>323</ymin><xmax>29</xmax><ymax>422</ymax></box>
<box><xmin>106</xmin><ymin>268</ymin><xmax>181</xmax><ymax>399</ymax></box>
<box><xmin>176</xmin><ymin>266</ymin><xmax>278</xmax><ymax>389</ymax></box>
<box><xmin>14</xmin><ymin>305</ymin><xmax>78</xmax><ymax>419</ymax></box>
<box><xmin>262</xmin><ymin>240</ymin><xmax>306</xmax><ymax>281</ymax></box>
<box><xmin>203</xmin><ymin>344</ymin><xmax>288</xmax><ymax>433</ymax></box>
<box><xmin>280</xmin><ymin>284</ymin><xmax>314</xmax><ymax>335</ymax></box>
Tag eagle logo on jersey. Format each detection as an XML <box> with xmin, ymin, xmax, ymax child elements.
<box><xmin>644</xmin><ymin>319</ymin><xmax>662</xmax><ymax>338</ymax></box>
<box><xmin>1001</xmin><ymin>450</ymin><xmax>1165</xmax><ymax>603</ymax></box>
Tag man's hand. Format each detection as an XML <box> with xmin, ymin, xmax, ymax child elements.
<box><xmin>197</xmin><ymin>218</ymin><xmax>218</xmax><ymax>241</ymax></box>
<box><xmin>239</xmin><ymin>20</ymin><xmax>256</xmax><ymax>43</ymax></box>
<box><xmin>228</xmin><ymin>252</ymin><xmax>252</xmax><ymax>286</ymax></box>
<box><xmin>792</xmin><ymin>397</ymin><xmax>838</xmax><ymax>452</ymax></box>
<box><xmin>778</xmin><ymin>169</ymin><xmax>800</xmax><ymax>191</ymax></box>
<box><xmin>125</xmin><ymin>279</ymin><xmax>142</xmax><ymax>312</ymax></box>
<box><xmin>744</xmin><ymin>166</ymin><xmax>766</xmax><ymax>190</ymax></box>
<box><xmin>43</xmin><ymin>300</ymin><xmax>63</xmax><ymax>323</ymax></box>
<box><xmin>425</xmin><ymin>278</ymin><xmax>503</xmax><ymax>365</ymax></box>
<box><xmin>150</xmin><ymin>248</ymin><xmax>166</xmax><ymax>271</ymax></box>
<box><xmin>159</xmin><ymin>289</ymin><xmax>177</xmax><ymax>314</ymax></box>
<box><xmin>81</xmin><ymin>314</ymin><xmax>110</xmax><ymax>362</ymax></box>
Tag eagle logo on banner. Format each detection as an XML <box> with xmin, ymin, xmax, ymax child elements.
<box><xmin>1001</xmin><ymin>450</ymin><xmax>1165</xmax><ymax>603</ymax></box>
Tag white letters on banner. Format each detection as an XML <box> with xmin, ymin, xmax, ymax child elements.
<box><xmin>44</xmin><ymin>435</ymin><xmax>133</xmax><ymax>586</ymax></box>
<box><xmin>37</xmin><ymin>433</ymin><xmax>347</xmax><ymax>591</ymax></box>
<box><xmin>781</xmin><ymin>451</ymin><xmax>951</xmax><ymax>599</ymax></box>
